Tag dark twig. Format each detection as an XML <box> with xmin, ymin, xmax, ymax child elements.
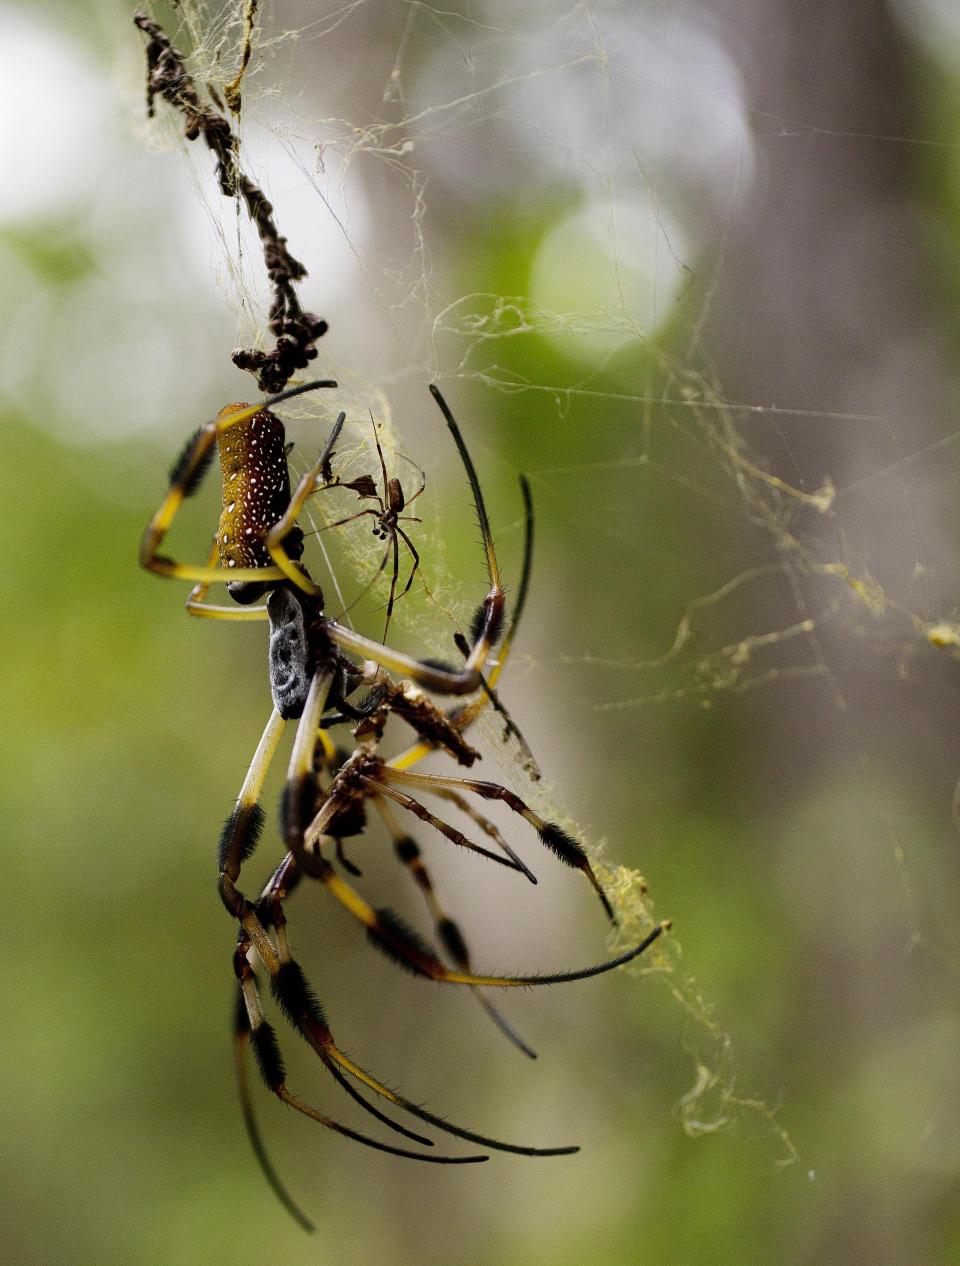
<box><xmin>134</xmin><ymin>12</ymin><xmax>327</xmax><ymax>393</ymax></box>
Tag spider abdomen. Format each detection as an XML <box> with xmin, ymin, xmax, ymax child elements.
<box><xmin>216</xmin><ymin>404</ymin><xmax>293</xmax><ymax>570</ymax></box>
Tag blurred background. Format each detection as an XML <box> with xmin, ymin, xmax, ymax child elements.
<box><xmin>4</xmin><ymin>1</ymin><xmax>960</xmax><ymax>1262</ymax></box>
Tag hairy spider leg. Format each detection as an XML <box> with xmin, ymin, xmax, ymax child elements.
<box><xmin>221</xmin><ymin>693</ymin><xmax>488</xmax><ymax>1170</ymax></box>
<box><xmin>235</xmin><ymin>885</ymin><xmax>578</xmax><ymax>1157</ymax></box>
<box><xmin>236</xmin><ymin>827</ymin><xmax>576</xmax><ymax>1157</ymax></box>
<box><xmin>232</xmin><ymin>987</ymin><xmax>316</xmax><ymax>1233</ymax></box>
<box><xmin>298</xmin><ymin>760</ymin><xmax>529</xmax><ymax>874</ymax></box>
<box><xmin>283</xmin><ymin>750</ymin><xmax>666</xmax><ymax>983</ymax></box>
<box><xmin>354</xmin><ymin>776</ymin><xmax>532</xmax><ymax>876</ymax></box>
<box><xmin>374</xmin><ymin>796</ymin><xmax>538</xmax><ymax>1060</ymax></box>
<box><xmin>228</xmin><ymin>732</ymin><xmax>459</xmax><ymax>1212</ymax></box>
<box><xmin>383</xmin><ymin>767</ymin><xmax>616</xmax><ymax>924</ymax></box>
<box><xmin>218</xmin><ymin>707</ymin><xmax>288</xmax><ymax>900</ymax></box>
<box><xmin>140</xmin><ymin>379</ymin><xmax>337</xmax><ymax>593</ymax></box>
<box><xmin>217</xmin><ymin>684</ymin><xmax>325</xmax><ymax>957</ymax></box>
<box><xmin>429</xmin><ymin>785</ymin><xmax>538</xmax><ymax>883</ymax></box>
<box><xmin>317</xmin><ymin>825</ymin><xmax>666</xmax><ymax>985</ymax></box>
<box><xmin>250</xmin><ymin>853</ymin><xmax>436</xmax><ymax>1149</ymax></box>
<box><xmin>321</xmin><ymin>1036</ymin><xmax>579</xmax><ymax>1158</ymax></box>
<box><xmin>233</xmin><ymin>936</ymin><xmax>484</xmax><ymax>1166</ymax></box>
<box><xmin>451</xmin><ymin>630</ymin><xmax>541</xmax><ymax>782</ymax></box>
<box><xmin>240</xmin><ymin>832</ymin><xmax>574</xmax><ymax>1158</ymax></box>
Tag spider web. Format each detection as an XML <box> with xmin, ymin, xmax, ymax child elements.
<box><xmin>128</xmin><ymin>0</ymin><xmax>960</xmax><ymax>1186</ymax></box>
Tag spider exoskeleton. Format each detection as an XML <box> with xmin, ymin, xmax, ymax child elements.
<box><xmin>141</xmin><ymin>380</ymin><xmax>668</xmax><ymax>1227</ymax></box>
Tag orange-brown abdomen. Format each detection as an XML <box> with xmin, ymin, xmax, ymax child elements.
<box><xmin>216</xmin><ymin>404</ymin><xmax>292</xmax><ymax>571</ymax></box>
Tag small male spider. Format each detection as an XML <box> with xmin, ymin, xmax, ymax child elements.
<box><xmin>141</xmin><ymin>380</ymin><xmax>668</xmax><ymax>1228</ymax></box>
<box><xmin>313</xmin><ymin>414</ymin><xmax>427</xmax><ymax>639</ymax></box>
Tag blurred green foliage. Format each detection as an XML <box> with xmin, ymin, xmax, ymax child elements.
<box><xmin>4</xmin><ymin>4</ymin><xmax>960</xmax><ymax>1265</ymax></box>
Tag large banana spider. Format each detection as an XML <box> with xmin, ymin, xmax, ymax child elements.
<box><xmin>141</xmin><ymin>381</ymin><xmax>668</xmax><ymax>1228</ymax></box>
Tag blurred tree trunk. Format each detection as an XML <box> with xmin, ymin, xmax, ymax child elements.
<box><xmin>705</xmin><ymin>7</ymin><xmax>960</xmax><ymax>1262</ymax></box>
<box><xmin>708</xmin><ymin>0</ymin><xmax>960</xmax><ymax>786</ymax></box>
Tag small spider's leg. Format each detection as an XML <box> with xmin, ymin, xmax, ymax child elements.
<box><xmin>315</xmin><ymin>507</ymin><xmax>381</xmax><ymax>532</ymax></box>
<box><xmin>266</xmin><ymin>413</ymin><xmax>346</xmax><ymax>594</ymax></box>
<box><xmin>374</xmin><ymin>797</ymin><xmax>537</xmax><ymax>1060</ymax></box>
<box><xmin>382</xmin><ymin>530</ymin><xmax>401</xmax><ymax>641</ymax></box>
<box><xmin>395</xmin><ymin>525</ymin><xmax>420</xmax><ymax>601</ymax></box>
<box><xmin>232</xmin><ymin>980</ymin><xmax>315</xmax><ymax>1233</ymax></box>
<box><xmin>326</xmin><ymin>535</ymin><xmax>393</xmax><ymax>631</ymax></box>
<box><xmin>185</xmin><ymin>541</ymin><xmax>270</xmax><ymax>619</ymax></box>
<box><xmin>396</xmin><ymin>449</ymin><xmax>427</xmax><ymax>504</ymax></box>
<box><xmin>383</xmin><ymin>767</ymin><xmax>615</xmax><ymax>924</ymax></box>
<box><xmin>141</xmin><ymin>381</ymin><xmax>336</xmax><ymax>586</ymax></box>
<box><xmin>368</xmin><ymin>410</ymin><xmax>391</xmax><ymax>504</ymax></box>
<box><xmin>234</xmin><ymin>937</ymin><xmax>484</xmax><ymax>1165</ymax></box>
<box><xmin>362</xmin><ymin>776</ymin><xmax>531</xmax><ymax>875</ymax></box>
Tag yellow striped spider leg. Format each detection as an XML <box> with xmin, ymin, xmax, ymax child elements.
<box><xmin>140</xmin><ymin>379</ymin><xmax>340</xmax><ymax>617</ymax></box>
<box><xmin>280</xmin><ymin>677</ymin><xmax>663</xmax><ymax>984</ymax></box>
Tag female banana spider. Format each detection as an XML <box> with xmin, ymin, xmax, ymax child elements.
<box><xmin>140</xmin><ymin>380</ymin><xmax>668</xmax><ymax>1229</ymax></box>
